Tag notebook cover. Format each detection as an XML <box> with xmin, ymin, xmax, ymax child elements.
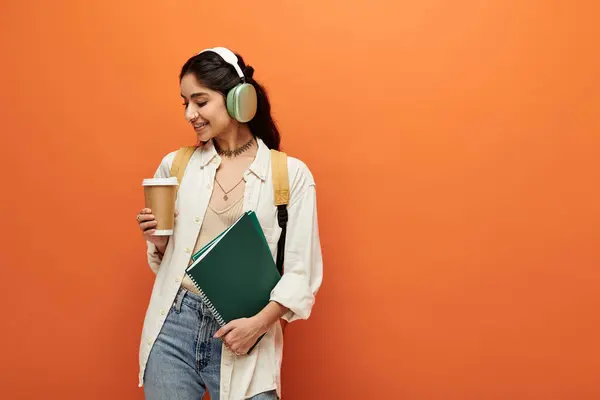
<box><xmin>185</xmin><ymin>211</ymin><xmax>281</xmax><ymax>348</ymax></box>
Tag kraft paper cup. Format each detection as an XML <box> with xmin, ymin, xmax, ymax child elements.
<box><xmin>142</xmin><ymin>177</ymin><xmax>178</xmax><ymax>236</ymax></box>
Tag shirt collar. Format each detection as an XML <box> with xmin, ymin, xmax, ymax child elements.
<box><xmin>248</xmin><ymin>137</ymin><xmax>269</xmax><ymax>181</ymax></box>
<box><xmin>198</xmin><ymin>140</ymin><xmax>218</xmax><ymax>167</ymax></box>
<box><xmin>197</xmin><ymin>137</ymin><xmax>269</xmax><ymax>181</ymax></box>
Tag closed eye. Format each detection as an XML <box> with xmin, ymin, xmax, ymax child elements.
<box><xmin>182</xmin><ymin>102</ymin><xmax>208</xmax><ymax>108</ymax></box>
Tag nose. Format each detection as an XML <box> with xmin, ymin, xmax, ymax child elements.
<box><xmin>185</xmin><ymin>106</ymin><xmax>200</xmax><ymax>123</ymax></box>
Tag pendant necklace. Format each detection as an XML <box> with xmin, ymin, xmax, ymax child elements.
<box><xmin>215</xmin><ymin>177</ymin><xmax>244</xmax><ymax>201</ymax></box>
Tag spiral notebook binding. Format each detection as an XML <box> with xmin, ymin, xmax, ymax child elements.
<box><xmin>186</xmin><ymin>274</ymin><xmax>226</xmax><ymax>326</ymax></box>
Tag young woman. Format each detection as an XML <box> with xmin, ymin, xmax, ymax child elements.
<box><xmin>135</xmin><ymin>47</ymin><xmax>323</xmax><ymax>400</ymax></box>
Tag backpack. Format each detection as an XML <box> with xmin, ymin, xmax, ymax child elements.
<box><xmin>168</xmin><ymin>146</ymin><xmax>289</xmax><ymax>277</ymax></box>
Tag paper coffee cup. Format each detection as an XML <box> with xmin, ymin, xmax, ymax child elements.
<box><xmin>142</xmin><ymin>177</ymin><xmax>179</xmax><ymax>236</ymax></box>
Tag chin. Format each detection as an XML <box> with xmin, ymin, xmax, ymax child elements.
<box><xmin>196</xmin><ymin>132</ymin><xmax>214</xmax><ymax>145</ymax></box>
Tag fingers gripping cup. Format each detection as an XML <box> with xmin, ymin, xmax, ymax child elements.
<box><xmin>142</xmin><ymin>177</ymin><xmax>179</xmax><ymax>235</ymax></box>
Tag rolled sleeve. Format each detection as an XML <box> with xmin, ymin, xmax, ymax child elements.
<box><xmin>270</xmin><ymin>183</ymin><xmax>323</xmax><ymax>323</ymax></box>
<box><xmin>146</xmin><ymin>241</ymin><xmax>163</xmax><ymax>274</ymax></box>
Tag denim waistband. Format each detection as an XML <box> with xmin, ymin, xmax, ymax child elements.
<box><xmin>174</xmin><ymin>286</ymin><xmax>212</xmax><ymax>316</ymax></box>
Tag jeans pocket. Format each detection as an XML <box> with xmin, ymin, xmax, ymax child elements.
<box><xmin>173</xmin><ymin>289</ymin><xmax>185</xmax><ymax>313</ymax></box>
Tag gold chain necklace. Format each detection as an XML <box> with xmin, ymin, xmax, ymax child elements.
<box><xmin>214</xmin><ymin>176</ymin><xmax>244</xmax><ymax>201</ymax></box>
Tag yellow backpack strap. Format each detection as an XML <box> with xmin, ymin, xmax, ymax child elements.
<box><xmin>271</xmin><ymin>149</ymin><xmax>289</xmax><ymax>333</ymax></box>
<box><xmin>270</xmin><ymin>149</ymin><xmax>289</xmax><ymax>276</ymax></box>
<box><xmin>270</xmin><ymin>149</ymin><xmax>289</xmax><ymax>206</ymax></box>
<box><xmin>170</xmin><ymin>146</ymin><xmax>197</xmax><ymax>187</ymax></box>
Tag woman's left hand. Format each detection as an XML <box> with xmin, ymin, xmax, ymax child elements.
<box><xmin>214</xmin><ymin>316</ymin><xmax>267</xmax><ymax>355</ymax></box>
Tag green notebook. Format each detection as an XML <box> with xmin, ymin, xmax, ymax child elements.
<box><xmin>186</xmin><ymin>211</ymin><xmax>281</xmax><ymax>353</ymax></box>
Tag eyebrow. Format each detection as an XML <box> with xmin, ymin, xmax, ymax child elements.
<box><xmin>181</xmin><ymin>92</ymin><xmax>209</xmax><ymax>100</ymax></box>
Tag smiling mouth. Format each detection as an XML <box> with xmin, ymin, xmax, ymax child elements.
<box><xmin>194</xmin><ymin>122</ymin><xmax>208</xmax><ymax>129</ymax></box>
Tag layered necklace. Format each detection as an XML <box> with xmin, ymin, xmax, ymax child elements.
<box><xmin>213</xmin><ymin>137</ymin><xmax>255</xmax><ymax>201</ymax></box>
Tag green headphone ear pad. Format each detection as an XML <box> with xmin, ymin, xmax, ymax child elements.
<box><xmin>226</xmin><ymin>83</ymin><xmax>258</xmax><ymax>123</ymax></box>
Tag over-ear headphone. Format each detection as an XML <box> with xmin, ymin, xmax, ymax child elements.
<box><xmin>197</xmin><ymin>47</ymin><xmax>257</xmax><ymax>123</ymax></box>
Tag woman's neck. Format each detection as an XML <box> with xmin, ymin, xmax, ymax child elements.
<box><xmin>213</xmin><ymin>124</ymin><xmax>254</xmax><ymax>153</ymax></box>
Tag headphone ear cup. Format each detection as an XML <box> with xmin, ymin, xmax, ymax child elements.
<box><xmin>226</xmin><ymin>83</ymin><xmax>257</xmax><ymax>123</ymax></box>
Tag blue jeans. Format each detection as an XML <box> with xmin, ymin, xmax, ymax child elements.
<box><xmin>144</xmin><ymin>288</ymin><xmax>278</xmax><ymax>400</ymax></box>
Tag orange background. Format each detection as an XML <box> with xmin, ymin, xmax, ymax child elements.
<box><xmin>1</xmin><ymin>1</ymin><xmax>599</xmax><ymax>399</ymax></box>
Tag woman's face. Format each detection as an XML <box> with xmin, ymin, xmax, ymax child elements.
<box><xmin>180</xmin><ymin>73</ymin><xmax>234</xmax><ymax>143</ymax></box>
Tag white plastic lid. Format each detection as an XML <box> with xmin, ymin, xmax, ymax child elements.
<box><xmin>142</xmin><ymin>177</ymin><xmax>179</xmax><ymax>186</ymax></box>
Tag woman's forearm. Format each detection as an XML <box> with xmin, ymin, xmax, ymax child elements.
<box><xmin>254</xmin><ymin>301</ymin><xmax>289</xmax><ymax>331</ymax></box>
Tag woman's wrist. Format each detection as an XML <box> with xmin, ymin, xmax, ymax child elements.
<box><xmin>254</xmin><ymin>301</ymin><xmax>289</xmax><ymax>331</ymax></box>
<box><xmin>155</xmin><ymin>239</ymin><xmax>168</xmax><ymax>256</ymax></box>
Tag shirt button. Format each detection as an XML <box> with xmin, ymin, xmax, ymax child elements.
<box><xmin>147</xmin><ymin>337</ymin><xmax>153</xmax><ymax>345</ymax></box>
<box><xmin>160</xmin><ymin>309</ymin><xmax>167</xmax><ymax>316</ymax></box>
<box><xmin>185</xmin><ymin>248</ymin><xmax>191</xmax><ymax>253</ymax></box>
<box><xmin>175</xmin><ymin>277</ymin><xmax>181</xmax><ymax>284</ymax></box>
<box><xmin>206</xmin><ymin>184</ymin><xmax>211</xmax><ymax>190</ymax></box>
<box><xmin>195</xmin><ymin>216</ymin><xmax>201</xmax><ymax>223</ymax></box>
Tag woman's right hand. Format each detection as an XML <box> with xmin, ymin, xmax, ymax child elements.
<box><xmin>136</xmin><ymin>208</ymin><xmax>177</xmax><ymax>253</ymax></box>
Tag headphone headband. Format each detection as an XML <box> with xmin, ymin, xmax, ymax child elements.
<box><xmin>195</xmin><ymin>46</ymin><xmax>257</xmax><ymax>123</ymax></box>
<box><xmin>198</xmin><ymin>47</ymin><xmax>245</xmax><ymax>82</ymax></box>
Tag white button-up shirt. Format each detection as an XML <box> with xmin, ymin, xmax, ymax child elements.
<box><xmin>138</xmin><ymin>138</ymin><xmax>323</xmax><ymax>400</ymax></box>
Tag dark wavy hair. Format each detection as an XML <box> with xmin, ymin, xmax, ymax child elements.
<box><xmin>179</xmin><ymin>50</ymin><xmax>281</xmax><ymax>150</ymax></box>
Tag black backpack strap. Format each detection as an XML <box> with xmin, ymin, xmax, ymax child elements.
<box><xmin>276</xmin><ymin>205</ymin><xmax>288</xmax><ymax>275</ymax></box>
